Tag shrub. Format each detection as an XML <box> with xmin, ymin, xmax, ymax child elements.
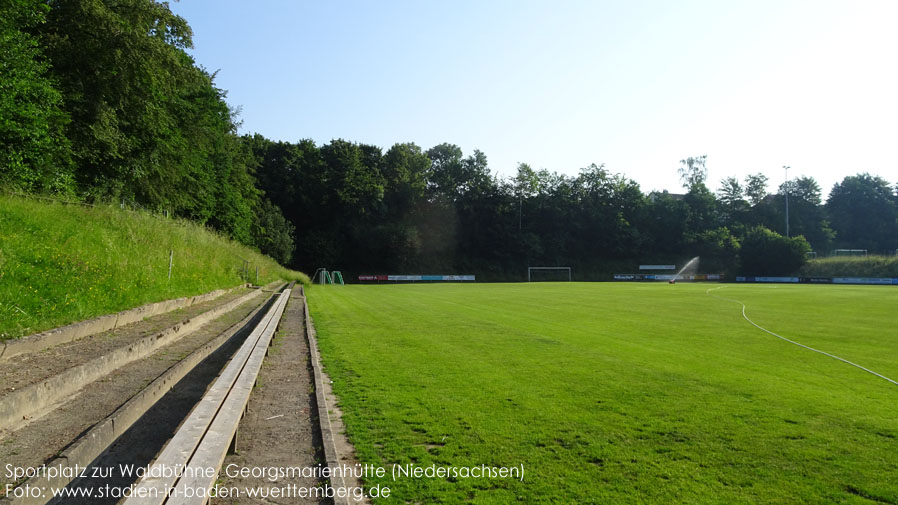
<box><xmin>739</xmin><ymin>226</ymin><xmax>810</xmax><ymax>276</ymax></box>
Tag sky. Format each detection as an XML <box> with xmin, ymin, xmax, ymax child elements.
<box><xmin>168</xmin><ymin>0</ymin><xmax>898</xmax><ymax>198</ymax></box>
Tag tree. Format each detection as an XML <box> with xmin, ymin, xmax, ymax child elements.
<box><xmin>253</xmin><ymin>199</ymin><xmax>295</xmax><ymax>265</ymax></box>
<box><xmin>458</xmin><ymin>149</ymin><xmax>493</xmax><ymax>198</ymax></box>
<box><xmin>204</xmin><ymin>134</ymin><xmax>260</xmax><ymax>246</ymax></box>
<box><xmin>645</xmin><ymin>191</ymin><xmax>689</xmax><ymax>255</ymax></box>
<box><xmin>382</xmin><ymin>142</ymin><xmax>428</xmax><ymax>219</ymax></box>
<box><xmin>424</xmin><ymin>143</ymin><xmax>493</xmax><ymax>201</ymax></box>
<box><xmin>717</xmin><ymin>176</ymin><xmax>746</xmax><ymax>226</ymax></box>
<box><xmin>37</xmin><ymin>0</ymin><xmax>250</xmax><ymax>221</ymax></box>
<box><xmin>739</xmin><ymin>226</ymin><xmax>810</xmax><ymax>276</ymax></box>
<box><xmin>573</xmin><ymin>164</ymin><xmax>646</xmax><ymax>258</ymax></box>
<box><xmin>771</xmin><ymin>176</ymin><xmax>833</xmax><ymax>252</ymax></box>
<box><xmin>524</xmin><ymin>170</ymin><xmax>578</xmax><ymax>268</ymax></box>
<box><xmin>376</xmin><ymin>143</ymin><xmax>431</xmax><ymax>268</ymax></box>
<box><xmin>425</xmin><ymin>143</ymin><xmax>464</xmax><ymax>199</ymax></box>
<box><xmin>717</xmin><ymin>177</ymin><xmax>743</xmax><ymax>206</ymax></box>
<box><xmin>513</xmin><ymin>162</ymin><xmax>538</xmax><ymax>231</ymax></box>
<box><xmin>744</xmin><ymin>173</ymin><xmax>769</xmax><ymax>206</ymax></box>
<box><xmin>688</xmin><ymin>227</ymin><xmax>740</xmax><ymax>273</ymax></box>
<box><xmin>40</xmin><ymin>0</ymin><xmax>191</xmax><ymax>195</ymax></box>
<box><xmin>683</xmin><ymin>183</ymin><xmax>718</xmax><ymax>236</ymax></box>
<box><xmin>782</xmin><ymin>176</ymin><xmax>822</xmax><ymax>205</ymax></box>
<box><xmin>320</xmin><ymin>139</ymin><xmax>385</xmax><ymax>214</ymax></box>
<box><xmin>826</xmin><ymin>174</ymin><xmax>898</xmax><ymax>253</ymax></box>
<box><xmin>677</xmin><ymin>155</ymin><xmax>708</xmax><ymax>190</ymax></box>
<box><xmin>513</xmin><ymin>162</ymin><xmax>539</xmax><ymax>199</ymax></box>
<box><xmin>0</xmin><ymin>0</ymin><xmax>72</xmax><ymax>193</ymax></box>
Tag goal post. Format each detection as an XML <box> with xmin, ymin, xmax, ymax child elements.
<box><xmin>528</xmin><ymin>266</ymin><xmax>572</xmax><ymax>282</ymax></box>
<box><xmin>313</xmin><ymin>268</ymin><xmax>334</xmax><ymax>284</ymax></box>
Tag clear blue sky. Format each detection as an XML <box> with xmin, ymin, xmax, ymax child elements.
<box><xmin>169</xmin><ymin>0</ymin><xmax>897</xmax><ymax>197</ymax></box>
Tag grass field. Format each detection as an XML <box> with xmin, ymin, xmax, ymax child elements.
<box><xmin>309</xmin><ymin>282</ymin><xmax>898</xmax><ymax>504</ymax></box>
<box><xmin>0</xmin><ymin>194</ymin><xmax>308</xmax><ymax>339</ymax></box>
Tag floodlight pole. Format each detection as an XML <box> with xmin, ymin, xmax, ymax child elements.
<box><xmin>784</xmin><ymin>165</ymin><xmax>790</xmax><ymax>238</ymax></box>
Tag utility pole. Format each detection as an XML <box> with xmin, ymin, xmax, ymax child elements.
<box><xmin>784</xmin><ymin>165</ymin><xmax>790</xmax><ymax>238</ymax></box>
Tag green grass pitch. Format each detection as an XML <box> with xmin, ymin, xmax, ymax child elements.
<box><xmin>309</xmin><ymin>283</ymin><xmax>898</xmax><ymax>504</ymax></box>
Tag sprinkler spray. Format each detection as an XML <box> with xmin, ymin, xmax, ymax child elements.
<box><xmin>670</xmin><ymin>257</ymin><xmax>699</xmax><ymax>284</ymax></box>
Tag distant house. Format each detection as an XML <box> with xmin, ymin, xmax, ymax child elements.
<box><xmin>648</xmin><ymin>190</ymin><xmax>686</xmax><ymax>202</ymax></box>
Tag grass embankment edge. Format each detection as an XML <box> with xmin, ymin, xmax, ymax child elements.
<box><xmin>800</xmin><ymin>255</ymin><xmax>898</xmax><ymax>277</ymax></box>
<box><xmin>0</xmin><ymin>193</ymin><xmax>309</xmax><ymax>340</ymax></box>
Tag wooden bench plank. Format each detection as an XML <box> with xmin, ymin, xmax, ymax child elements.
<box><xmin>123</xmin><ymin>291</ymin><xmax>289</xmax><ymax>505</ymax></box>
<box><xmin>165</xmin><ymin>290</ymin><xmax>289</xmax><ymax>505</ymax></box>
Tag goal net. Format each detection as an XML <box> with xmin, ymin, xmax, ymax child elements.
<box><xmin>528</xmin><ymin>267</ymin><xmax>572</xmax><ymax>282</ymax></box>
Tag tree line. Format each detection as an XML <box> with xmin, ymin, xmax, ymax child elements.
<box><xmin>249</xmin><ymin>141</ymin><xmax>897</xmax><ymax>278</ymax></box>
<box><xmin>3</xmin><ymin>0</ymin><xmax>897</xmax><ymax>279</ymax></box>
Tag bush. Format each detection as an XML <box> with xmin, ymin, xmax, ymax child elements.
<box><xmin>687</xmin><ymin>227</ymin><xmax>740</xmax><ymax>273</ymax></box>
<box><xmin>739</xmin><ymin>226</ymin><xmax>810</xmax><ymax>276</ymax></box>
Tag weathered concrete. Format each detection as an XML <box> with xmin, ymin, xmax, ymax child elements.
<box><xmin>0</xmin><ymin>456</ymin><xmax>73</xmax><ymax>505</ymax></box>
<box><xmin>124</xmin><ymin>291</ymin><xmax>290</xmax><ymax>505</ymax></box>
<box><xmin>214</xmin><ymin>287</ymin><xmax>322</xmax><ymax>505</ymax></box>
<box><xmin>300</xmin><ymin>286</ymin><xmax>361</xmax><ymax>505</ymax></box>
<box><xmin>0</xmin><ymin>295</ymin><xmax>274</xmax><ymax>505</ymax></box>
<box><xmin>0</xmin><ymin>283</ymin><xmax>260</xmax><ymax>361</ymax></box>
<box><xmin>165</xmin><ymin>292</ymin><xmax>290</xmax><ymax>505</ymax></box>
<box><xmin>0</xmin><ymin>286</ymin><xmax>271</xmax><ymax>433</ymax></box>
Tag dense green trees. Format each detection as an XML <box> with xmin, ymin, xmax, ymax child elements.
<box><xmin>777</xmin><ymin>177</ymin><xmax>833</xmax><ymax>252</ymax></box>
<box><xmin>1</xmin><ymin>0</ymin><xmax>292</xmax><ymax>261</ymax></box>
<box><xmin>0</xmin><ymin>0</ymin><xmax>71</xmax><ymax>193</ymax></box>
<box><xmin>251</xmin><ymin>137</ymin><xmax>895</xmax><ymax>278</ymax></box>
<box><xmin>826</xmin><ymin>174</ymin><xmax>897</xmax><ymax>253</ymax></box>
<box><xmin>4</xmin><ymin>1</ymin><xmax>897</xmax><ymax>276</ymax></box>
<box><xmin>40</xmin><ymin>0</ymin><xmax>197</xmax><ymax>200</ymax></box>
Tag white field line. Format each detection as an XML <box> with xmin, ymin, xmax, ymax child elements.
<box><xmin>706</xmin><ymin>286</ymin><xmax>898</xmax><ymax>387</ymax></box>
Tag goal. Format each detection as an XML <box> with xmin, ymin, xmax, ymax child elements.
<box><xmin>832</xmin><ymin>249</ymin><xmax>867</xmax><ymax>257</ymax></box>
<box><xmin>528</xmin><ymin>267</ymin><xmax>572</xmax><ymax>282</ymax></box>
<box><xmin>313</xmin><ymin>268</ymin><xmax>333</xmax><ymax>284</ymax></box>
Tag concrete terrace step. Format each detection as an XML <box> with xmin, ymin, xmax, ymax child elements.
<box><xmin>0</xmin><ymin>284</ymin><xmax>255</xmax><ymax>362</ymax></box>
<box><xmin>0</xmin><ymin>291</ymin><xmax>278</xmax><ymax>505</ymax></box>
<box><xmin>0</xmin><ymin>283</ymin><xmax>282</xmax><ymax>435</ymax></box>
<box><xmin>124</xmin><ymin>288</ymin><xmax>291</xmax><ymax>505</ymax></box>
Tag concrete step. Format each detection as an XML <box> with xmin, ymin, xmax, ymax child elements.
<box><xmin>0</xmin><ymin>284</ymin><xmax>284</xmax><ymax>434</ymax></box>
<box><xmin>0</xmin><ymin>292</ymin><xmax>279</xmax><ymax>505</ymax></box>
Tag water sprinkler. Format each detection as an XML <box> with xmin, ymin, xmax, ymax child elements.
<box><xmin>669</xmin><ymin>257</ymin><xmax>699</xmax><ymax>285</ymax></box>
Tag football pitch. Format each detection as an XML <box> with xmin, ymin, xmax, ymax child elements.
<box><xmin>309</xmin><ymin>283</ymin><xmax>897</xmax><ymax>504</ymax></box>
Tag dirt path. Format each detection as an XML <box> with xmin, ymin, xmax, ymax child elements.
<box><xmin>213</xmin><ymin>292</ymin><xmax>326</xmax><ymax>505</ymax></box>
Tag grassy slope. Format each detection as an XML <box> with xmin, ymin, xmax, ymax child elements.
<box><xmin>0</xmin><ymin>194</ymin><xmax>308</xmax><ymax>339</ymax></box>
<box><xmin>800</xmin><ymin>255</ymin><xmax>898</xmax><ymax>278</ymax></box>
<box><xmin>310</xmin><ymin>283</ymin><xmax>897</xmax><ymax>504</ymax></box>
